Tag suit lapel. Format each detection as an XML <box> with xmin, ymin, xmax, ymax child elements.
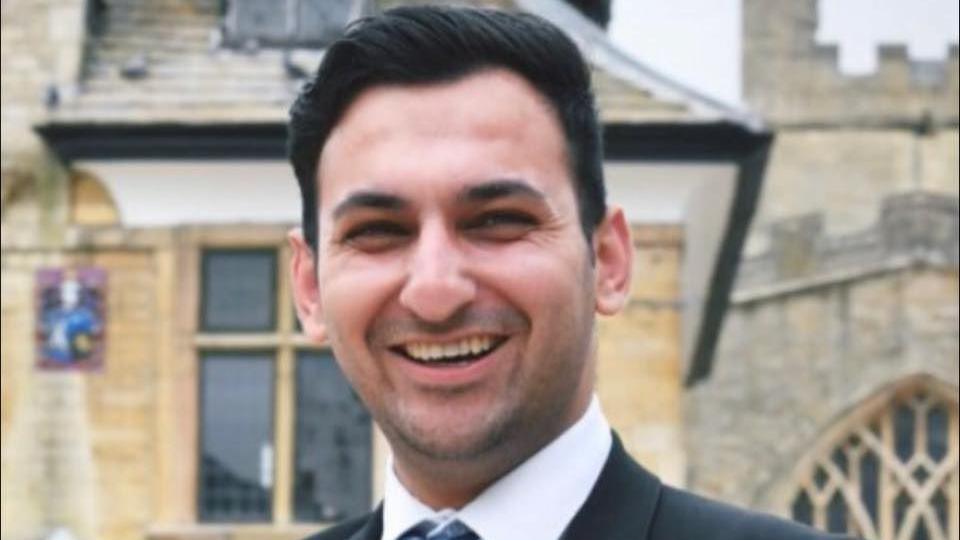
<box><xmin>560</xmin><ymin>432</ymin><xmax>662</xmax><ymax>540</ymax></box>
<box><xmin>347</xmin><ymin>504</ymin><xmax>384</xmax><ymax>540</ymax></box>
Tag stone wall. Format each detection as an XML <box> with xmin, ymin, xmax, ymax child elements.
<box><xmin>688</xmin><ymin>265</ymin><xmax>958</xmax><ymax>512</ymax></box>
<box><xmin>599</xmin><ymin>224</ymin><xmax>686</xmax><ymax>488</ymax></box>
<box><xmin>1</xmin><ymin>0</ymin><xmax>86</xmax><ymax>162</ymax></box>
<box><xmin>686</xmin><ymin>194</ymin><xmax>959</xmax><ymax>513</ymax></box>
<box><xmin>741</xmin><ymin>0</ymin><xmax>960</xmax><ymax>263</ymax></box>
<box><xmin>1</xmin><ymin>245</ymin><xmax>161</xmax><ymax>540</ymax></box>
<box><xmin>2</xmin><ymin>3</ymin><xmax>155</xmax><ymax>539</ymax></box>
<box><xmin>743</xmin><ymin>0</ymin><xmax>958</xmax><ymax>127</ymax></box>
<box><xmin>686</xmin><ymin>0</ymin><xmax>960</xmax><ymax>525</ymax></box>
<box><xmin>743</xmin><ymin>128</ymin><xmax>960</xmax><ymax>258</ymax></box>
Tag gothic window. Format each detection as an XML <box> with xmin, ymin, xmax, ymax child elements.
<box><xmin>790</xmin><ymin>379</ymin><xmax>959</xmax><ymax>540</ymax></box>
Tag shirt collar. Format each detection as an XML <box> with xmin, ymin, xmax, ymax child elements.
<box><xmin>382</xmin><ymin>395</ymin><xmax>612</xmax><ymax>540</ymax></box>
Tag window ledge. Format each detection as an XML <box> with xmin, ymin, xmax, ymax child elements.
<box><xmin>147</xmin><ymin>523</ymin><xmax>329</xmax><ymax>540</ymax></box>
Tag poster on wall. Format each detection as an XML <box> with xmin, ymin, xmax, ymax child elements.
<box><xmin>35</xmin><ymin>267</ymin><xmax>107</xmax><ymax>371</ymax></box>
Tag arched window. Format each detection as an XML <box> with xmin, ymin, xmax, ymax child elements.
<box><xmin>789</xmin><ymin>377</ymin><xmax>958</xmax><ymax>540</ymax></box>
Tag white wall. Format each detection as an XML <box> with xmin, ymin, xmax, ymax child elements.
<box><xmin>605</xmin><ymin>161</ymin><xmax>737</xmax><ymax>369</ymax></box>
<box><xmin>78</xmin><ymin>160</ymin><xmax>301</xmax><ymax>226</ymax></box>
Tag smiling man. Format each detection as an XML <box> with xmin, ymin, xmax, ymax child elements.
<box><xmin>287</xmin><ymin>6</ymin><xmax>846</xmax><ymax>540</ymax></box>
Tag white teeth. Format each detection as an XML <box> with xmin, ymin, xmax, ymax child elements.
<box><xmin>404</xmin><ymin>336</ymin><xmax>496</xmax><ymax>362</ymax></box>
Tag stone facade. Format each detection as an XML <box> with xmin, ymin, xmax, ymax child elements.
<box><xmin>1</xmin><ymin>244</ymin><xmax>162</xmax><ymax>540</ymax></box>
<box><xmin>2</xmin><ymin>1</ymin><xmax>88</xmax><ymax>534</ymax></box>
<box><xmin>685</xmin><ymin>2</ymin><xmax>960</xmax><ymax>530</ymax></box>
<box><xmin>598</xmin><ymin>225</ymin><xmax>686</xmax><ymax>488</ymax></box>
<box><xmin>744</xmin><ymin>0</ymin><xmax>958</xmax><ymax>127</ymax></box>
<box><xmin>1</xmin><ymin>0</ymin><xmax>85</xmax><ymax>164</ymax></box>
<box><xmin>688</xmin><ymin>195</ymin><xmax>959</xmax><ymax>512</ymax></box>
<box><xmin>743</xmin><ymin>129</ymin><xmax>960</xmax><ymax>258</ymax></box>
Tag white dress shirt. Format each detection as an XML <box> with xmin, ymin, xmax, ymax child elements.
<box><xmin>381</xmin><ymin>395</ymin><xmax>613</xmax><ymax>540</ymax></box>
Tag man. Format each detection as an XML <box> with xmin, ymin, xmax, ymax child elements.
<box><xmin>288</xmin><ymin>6</ymin><xmax>849</xmax><ymax>540</ymax></box>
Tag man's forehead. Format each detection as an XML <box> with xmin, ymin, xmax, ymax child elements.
<box><xmin>316</xmin><ymin>68</ymin><xmax>569</xmax><ymax>209</ymax></box>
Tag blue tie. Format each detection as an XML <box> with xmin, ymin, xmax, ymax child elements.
<box><xmin>398</xmin><ymin>518</ymin><xmax>480</xmax><ymax>540</ymax></box>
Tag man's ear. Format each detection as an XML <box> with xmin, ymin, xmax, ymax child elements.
<box><xmin>592</xmin><ymin>207</ymin><xmax>633</xmax><ymax>316</ymax></box>
<box><xmin>288</xmin><ymin>228</ymin><xmax>328</xmax><ymax>343</ymax></box>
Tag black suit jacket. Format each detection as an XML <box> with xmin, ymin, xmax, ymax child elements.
<box><xmin>306</xmin><ymin>433</ymin><xmax>853</xmax><ymax>540</ymax></box>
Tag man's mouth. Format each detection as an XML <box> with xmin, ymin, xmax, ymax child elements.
<box><xmin>391</xmin><ymin>335</ymin><xmax>506</xmax><ymax>365</ymax></box>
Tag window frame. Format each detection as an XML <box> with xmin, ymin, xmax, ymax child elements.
<box><xmin>292</xmin><ymin>349</ymin><xmax>373</xmax><ymax>522</ymax></box>
<box><xmin>197</xmin><ymin>348</ymin><xmax>277</xmax><ymax>523</ymax></box>
<box><xmin>154</xmin><ymin>225</ymin><xmax>384</xmax><ymax>535</ymax></box>
<box><xmin>220</xmin><ymin>0</ymin><xmax>363</xmax><ymax>50</ymax></box>
<box><xmin>780</xmin><ymin>375</ymin><xmax>959</xmax><ymax>539</ymax></box>
<box><xmin>199</xmin><ymin>247</ymin><xmax>279</xmax><ymax>333</ymax></box>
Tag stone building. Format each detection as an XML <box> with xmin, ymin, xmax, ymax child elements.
<box><xmin>685</xmin><ymin>2</ymin><xmax>959</xmax><ymax>539</ymax></box>
<box><xmin>3</xmin><ymin>1</ymin><xmax>957</xmax><ymax>540</ymax></box>
<box><xmin>2</xmin><ymin>1</ymin><xmax>769</xmax><ymax>540</ymax></box>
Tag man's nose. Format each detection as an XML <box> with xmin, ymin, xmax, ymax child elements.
<box><xmin>399</xmin><ymin>221</ymin><xmax>476</xmax><ymax>323</ymax></box>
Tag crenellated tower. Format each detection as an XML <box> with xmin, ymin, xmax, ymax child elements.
<box><xmin>744</xmin><ymin>0</ymin><xmax>958</xmax><ymax>127</ymax></box>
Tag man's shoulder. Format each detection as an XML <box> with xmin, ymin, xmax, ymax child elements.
<box><xmin>653</xmin><ymin>484</ymin><xmax>853</xmax><ymax>540</ymax></box>
<box><xmin>302</xmin><ymin>514</ymin><xmax>374</xmax><ymax>540</ymax></box>
<box><xmin>565</xmin><ymin>433</ymin><xmax>853</xmax><ymax>540</ymax></box>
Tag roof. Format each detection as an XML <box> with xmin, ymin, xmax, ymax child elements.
<box><xmin>45</xmin><ymin>0</ymin><xmax>760</xmax><ymax>129</ymax></box>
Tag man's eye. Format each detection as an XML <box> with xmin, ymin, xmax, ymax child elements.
<box><xmin>465</xmin><ymin>211</ymin><xmax>537</xmax><ymax>239</ymax></box>
<box><xmin>341</xmin><ymin>221</ymin><xmax>410</xmax><ymax>251</ymax></box>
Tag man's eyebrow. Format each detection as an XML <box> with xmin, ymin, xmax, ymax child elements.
<box><xmin>458</xmin><ymin>180</ymin><xmax>546</xmax><ymax>203</ymax></box>
<box><xmin>331</xmin><ymin>191</ymin><xmax>409</xmax><ymax>220</ymax></box>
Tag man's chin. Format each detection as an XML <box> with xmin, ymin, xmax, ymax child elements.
<box><xmin>388</xmin><ymin>407</ymin><xmax>516</xmax><ymax>462</ymax></box>
<box><xmin>407</xmin><ymin>436</ymin><xmax>501</xmax><ymax>462</ymax></box>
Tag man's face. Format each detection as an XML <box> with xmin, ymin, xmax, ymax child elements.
<box><xmin>292</xmin><ymin>69</ymin><xmax>630</xmax><ymax>469</ymax></box>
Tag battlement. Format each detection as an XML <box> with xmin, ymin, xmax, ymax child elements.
<box><xmin>734</xmin><ymin>191</ymin><xmax>959</xmax><ymax>301</ymax></box>
<box><xmin>744</xmin><ymin>0</ymin><xmax>959</xmax><ymax>126</ymax></box>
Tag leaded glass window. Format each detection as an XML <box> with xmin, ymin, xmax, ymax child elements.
<box><xmin>195</xmin><ymin>245</ymin><xmax>372</xmax><ymax>524</ymax></box>
<box><xmin>294</xmin><ymin>351</ymin><xmax>371</xmax><ymax>522</ymax></box>
<box><xmin>222</xmin><ymin>0</ymin><xmax>360</xmax><ymax>49</ymax></box>
<box><xmin>199</xmin><ymin>352</ymin><xmax>274</xmax><ymax>522</ymax></box>
<box><xmin>201</xmin><ymin>249</ymin><xmax>276</xmax><ymax>331</ymax></box>
<box><xmin>790</xmin><ymin>382</ymin><xmax>959</xmax><ymax>540</ymax></box>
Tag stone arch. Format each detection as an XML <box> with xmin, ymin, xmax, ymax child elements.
<box><xmin>1</xmin><ymin>167</ymin><xmax>30</xmax><ymax>212</ymax></box>
<box><xmin>69</xmin><ymin>168</ymin><xmax>119</xmax><ymax>226</ymax></box>
<box><xmin>1</xmin><ymin>166</ymin><xmax>43</xmax><ymax>229</ymax></box>
<box><xmin>778</xmin><ymin>373</ymin><xmax>958</xmax><ymax>539</ymax></box>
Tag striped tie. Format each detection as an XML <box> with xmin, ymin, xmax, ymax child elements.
<box><xmin>398</xmin><ymin>518</ymin><xmax>480</xmax><ymax>540</ymax></box>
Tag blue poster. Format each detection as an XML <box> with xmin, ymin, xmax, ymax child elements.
<box><xmin>35</xmin><ymin>267</ymin><xmax>106</xmax><ymax>370</ymax></box>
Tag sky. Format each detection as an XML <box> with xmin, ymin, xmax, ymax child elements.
<box><xmin>607</xmin><ymin>0</ymin><xmax>960</xmax><ymax>105</ymax></box>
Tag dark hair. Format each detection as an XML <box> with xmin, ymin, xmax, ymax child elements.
<box><xmin>288</xmin><ymin>5</ymin><xmax>605</xmax><ymax>252</ymax></box>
